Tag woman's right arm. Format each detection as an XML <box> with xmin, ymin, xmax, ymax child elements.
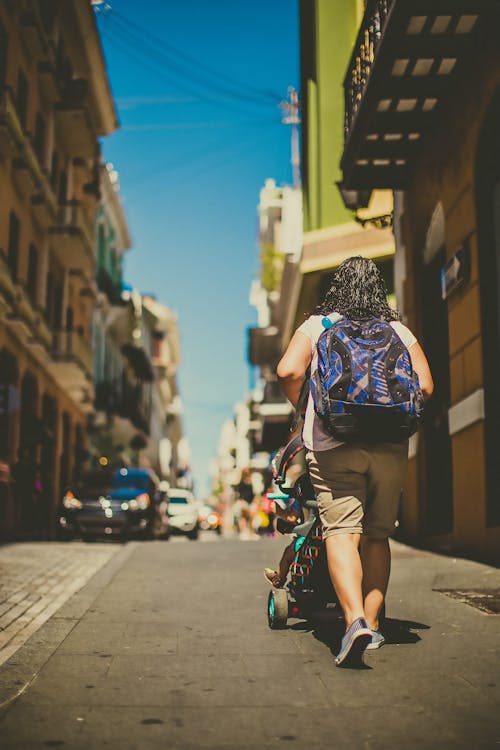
<box><xmin>408</xmin><ymin>342</ymin><xmax>434</xmax><ymax>401</ymax></box>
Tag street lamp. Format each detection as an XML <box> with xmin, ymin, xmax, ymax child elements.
<box><xmin>335</xmin><ymin>181</ymin><xmax>372</xmax><ymax>211</ymax></box>
<box><xmin>336</xmin><ymin>181</ymin><xmax>392</xmax><ymax>229</ymax></box>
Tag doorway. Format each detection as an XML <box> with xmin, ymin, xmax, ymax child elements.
<box><xmin>421</xmin><ymin>247</ymin><xmax>454</xmax><ymax>535</ymax></box>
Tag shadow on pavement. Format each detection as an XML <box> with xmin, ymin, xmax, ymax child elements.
<box><xmin>288</xmin><ymin>612</ymin><xmax>430</xmax><ymax>668</ymax></box>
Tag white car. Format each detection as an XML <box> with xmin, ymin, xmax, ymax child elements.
<box><xmin>167</xmin><ymin>489</ymin><xmax>199</xmax><ymax>539</ymax></box>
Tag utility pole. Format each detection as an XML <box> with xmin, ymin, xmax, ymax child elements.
<box><xmin>280</xmin><ymin>86</ymin><xmax>301</xmax><ymax>189</ymax></box>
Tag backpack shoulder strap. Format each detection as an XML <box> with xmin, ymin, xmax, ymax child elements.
<box><xmin>290</xmin><ymin>366</ymin><xmax>311</xmax><ymax>433</ymax></box>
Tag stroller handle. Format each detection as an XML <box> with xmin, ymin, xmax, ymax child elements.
<box><xmin>267</xmin><ymin>493</ymin><xmax>292</xmax><ymax>500</ymax></box>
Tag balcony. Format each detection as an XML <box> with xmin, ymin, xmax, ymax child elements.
<box><xmin>341</xmin><ymin>0</ymin><xmax>498</xmax><ymax>190</ymax></box>
<box><xmin>19</xmin><ymin>3</ymin><xmax>50</xmax><ymax>59</ymax></box>
<box><xmin>12</xmin><ymin>157</ymin><xmax>38</xmax><ymax>198</ymax></box>
<box><xmin>30</xmin><ymin>313</ymin><xmax>52</xmax><ymax>353</ymax></box>
<box><xmin>250</xmin><ymin>380</ymin><xmax>293</xmax><ymax>453</ymax></box>
<box><xmin>94</xmin><ymin>379</ymin><xmax>124</xmax><ymax>415</ymax></box>
<box><xmin>0</xmin><ymin>89</ymin><xmax>24</xmax><ymax>158</ymax></box>
<box><xmin>116</xmin><ymin>383</ymin><xmax>150</xmax><ymax>435</ymax></box>
<box><xmin>248</xmin><ymin>326</ymin><xmax>281</xmax><ymax>368</ymax></box>
<box><xmin>7</xmin><ymin>284</ymin><xmax>38</xmax><ymax>340</ymax></box>
<box><xmin>49</xmin><ymin>200</ymin><xmax>95</xmax><ymax>274</ymax></box>
<box><xmin>121</xmin><ymin>343</ymin><xmax>154</xmax><ymax>383</ymax></box>
<box><xmin>3</xmin><ymin>282</ymin><xmax>50</xmax><ymax>365</ymax></box>
<box><xmin>49</xmin><ymin>329</ymin><xmax>93</xmax><ymax>388</ymax></box>
<box><xmin>54</xmin><ymin>79</ymin><xmax>96</xmax><ymax>158</ymax></box>
<box><xmin>0</xmin><ymin>250</ymin><xmax>16</xmax><ymax>312</ymax></box>
<box><xmin>37</xmin><ymin>61</ymin><xmax>60</xmax><ymax>104</ymax></box>
<box><xmin>23</xmin><ymin>134</ymin><xmax>58</xmax><ymax>226</ymax></box>
<box><xmin>252</xmin><ymin>381</ymin><xmax>293</xmax><ymax>421</ymax></box>
<box><xmin>31</xmin><ymin>190</ymin><xmax>57</xmax><ymax>230</ymax></box>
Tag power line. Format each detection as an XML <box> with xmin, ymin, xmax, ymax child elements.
<box><xmin>120</xmin><ymin>120</ymin><xmax>283</xmax><ymax>192</ymax></box>
<box><xmin>99</xmin><ymin>13</ymin><xmax>280</xmax><ymax>114</ymax></box>
<box><xmin>110</xmin><ymin>8</ymin><xmax>281</xmax><ymax>106</ymax></box>
<box><xmin>100</xmin><ymin>23</ymin><xmax>257</xmax><ymax>116</ymax></box>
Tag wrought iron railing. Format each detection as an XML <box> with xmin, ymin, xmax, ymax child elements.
<box><xmin>344</xmin><ymin>0</ymin><xmax>394</xmax><ymax>140</ymax></box>
<box><xmin>54</xmin><ymin>199</ymin><xmax>95</xmax><ymax>251</ymax></box>
<box><xmin>53</xmin><ymin>330</ymin><xmax>92</xmax><ymax>376</ymax></box>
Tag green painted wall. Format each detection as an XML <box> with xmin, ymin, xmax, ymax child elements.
<box><xmin>300</xmin><ymin>0</ymin><xmax>360</xmax><ymax>232</ymax></box>
<box><xmin>96</xmin><ymin>205</ymin><xmax>123</xmax><ymax>297</ymax></box>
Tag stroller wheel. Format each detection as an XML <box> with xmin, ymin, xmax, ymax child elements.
<box><xmin>267</xmin><ymin>589</ymin><xmax>288</xmax><ymax>629</ymax></box>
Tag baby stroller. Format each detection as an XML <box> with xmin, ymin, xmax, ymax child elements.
<box><xmin>266</xmin><ymin>435</ymin><xmax>340</xmax><ymax>629</ymax></box>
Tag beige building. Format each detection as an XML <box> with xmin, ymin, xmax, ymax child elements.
<box><xmin>339</xmin><ymin>1</ymin><xmax>500</xmax><ymax>560</ymax></box>
<box><xmin>142</xmin><ymin>295</ymin><xmax>184</xmax><ymax>486</ymax></box>
<box><xmin>0</xmin><ymin>0</ymin><xmax>117</xmax><ymax>535</ymax></box>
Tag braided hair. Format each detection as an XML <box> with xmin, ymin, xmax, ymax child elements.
<box><xmin>313</xmin><ymin>256</ymin><xmax>400</xmax><ymax>321</ymax></box>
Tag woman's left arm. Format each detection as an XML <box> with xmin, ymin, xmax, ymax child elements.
<box><xmin>408</xmin><ymin>342</ymin><xmax>434</xmax><ymax>401</ymax></box>
<box><xmin>276</xmin><ymin>331</ymin><xmax>312</xmax><ymax>407</ymax></box>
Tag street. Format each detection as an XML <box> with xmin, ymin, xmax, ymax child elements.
<box><xmin>0</xmin><ymin>535</ymin><xmax>499</xmax><ymax>749</ymax></box>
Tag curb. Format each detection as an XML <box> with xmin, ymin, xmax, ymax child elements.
<box><xmin>0</xmin><ymin>541</ymin><xmax>137</xmax><ymax>715</ymax></box>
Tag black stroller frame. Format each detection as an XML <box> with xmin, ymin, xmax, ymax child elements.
<box><xmin>267</xmin><ymin>436</ymin><xmax>340</xmax><ymax>629</ymax></box>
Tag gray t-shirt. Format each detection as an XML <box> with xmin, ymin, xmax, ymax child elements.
<box><xmin>297</xmin><ymin>314</ymin><xmax>418</xmax><ymax>451</ymax></box>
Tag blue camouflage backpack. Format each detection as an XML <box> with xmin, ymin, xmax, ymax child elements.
<box><xmin>310</xmin><ymin>315</ymin><xmax>423</xmax><ymax>443</ymax></box>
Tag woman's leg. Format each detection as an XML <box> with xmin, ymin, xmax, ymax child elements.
<box><xmin>360</xmin><ymin>536</ymin><xmax>390</xmax><ymax>631</ymax></box>
<box><xmin>325</xmin><ymin>532</ymin><xmax>365</xmax><ymax>628</ymax></box>
<box><xmin>361</xmin><ymin>442</ymin><xmax>408</xmax><ymax>630</ymax></box>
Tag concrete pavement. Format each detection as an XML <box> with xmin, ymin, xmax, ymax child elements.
<box><xmin>0</xmin><ymin>542</ymin><xmax>120</xmax><ymax>667</ymax></box>
<box><xmin>0</xmin><ymin>535</ymin><xmax>499</xmax><ymax>749</ymax></box>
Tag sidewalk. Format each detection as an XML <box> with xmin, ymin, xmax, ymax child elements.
<box><xmin>0</xmin><ymin>537</ymin><xmax>499</xmax><ymax>749</ymax></box>
<box><xmin>0</xmin><ymin>542</ymin><xmax>120</xmax><ymax>667</ymax></box>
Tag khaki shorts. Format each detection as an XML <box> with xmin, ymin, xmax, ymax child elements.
<box><xmin>306</xmin><ymin>442</ymin><xmax>409</xmax><ymax>540</ymax></box>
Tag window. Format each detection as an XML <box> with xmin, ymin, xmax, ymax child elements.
<box><xmin>58</xmin><ymin>170</ymin><xmax>67</xmax><ymax>204</ymax></box>
<box><xmin>0</xmin><ymin>23</ymin><xmax>7</xmax><ymax>90</ymax></box>
<box><xmin>39</xmin><ymin>0</ymin><xmax>57</xmax><ymax>33</ymax></box>
<box><xmin>34</xmin><ymin>113</ymin><xmax>46</xmax><ymax>166</ymax></box>
<box><xmin>7</xmin><ymin>212</ymin><xmax>20</xmax><ymax>279</ymax></box>
<box><xmin>51</xmin><ymin>151</ymin><xmax>59</xmax><ymax>190</ymax></box>
<box><xmin>45</xmin><ymin>270</ymin><xmax>53</xmax><ymax>322</ymax></box>
<box><xmin>27</xmin><ymin>244</ymin><xmax>38</xmax><ymax>303</ymax></box>
<box><xmin>112</xmin><ymin>470</ymin><xmax>151</xmax><ymax>491</ymax></box>
<box><xmin>16</xmin><ymin>69</ymin><xmax>29</xmax><ymax>130</ymax></box>
<box><xmin>66</xmin><ymin>306</ymin><xmax>73</xmax><ymax>332</ymax></box>
<box><xmin>55</xmin><ymin>36</ymin><xmax>72</xmax><ymax>83</ymax></box>
<box><xmin>53</xmin><ymin>283</ymin><xmax>63</xmax><ymax>329</ymax></box>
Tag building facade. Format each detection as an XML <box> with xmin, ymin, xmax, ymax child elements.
<box><xmin>142</xmin><ymin>295</ymin><xmax>185</xmax><ymax>487</ymax></box>
<box><xmin>90</xmin><ymin>162</ymin><xmax>138</xmax><ymax>470</ymax></box>
<box><xmin>288</xmin><ymin>0</ymin><xmax>396</xmax><ymax>337</ymax></box>
<box><xmin>339</xmin><ymin>0</ymin><xmax>500</xmax><ymax>560</ymax></box>
<box><xmin>0</xmin><ymin>0</ymin><xmax>117</xmax><ymax>536</ymax></box>
<box><xmin>248</xmin><ymin>179</ymin><xmax>302</xmax><ymax>463</ymax></box>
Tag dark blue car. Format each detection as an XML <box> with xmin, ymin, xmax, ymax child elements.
<box><xmin>59</xmin><ymin>467</ymin><xmax>170</xmax><ymax>541</ymax></box>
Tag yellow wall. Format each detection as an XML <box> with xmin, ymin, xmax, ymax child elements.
<box><xmin>400</xmin><ymin>40</ymin><xmax>500</xmax><ymax>560</ymax></box>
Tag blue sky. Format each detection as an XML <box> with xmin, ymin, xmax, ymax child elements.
<box><xmin>95</xmin><ymin>1</ymin><xmax>299</xmax><ymax>492</ymax></box>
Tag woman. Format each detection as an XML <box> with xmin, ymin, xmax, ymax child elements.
<box><xmin>277</xmin><ymin>257</ymin><xmax>433</xmax><ymax>667</ymax></box>
<box><xmin>234</xmin><ymin>467</ymin><xmax>257</xmax><ymax>539</ymax></box>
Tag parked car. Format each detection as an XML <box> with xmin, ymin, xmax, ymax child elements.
<box><xmin>198</xmin><ymin>503</ymin><xmax>223</xmax><ymax>534</ymax></box>
<box><xmin>59</xmin><ymin>467</ymin><xmax>171</xmax><ymax>541</ymax></box>
<box><xmin>167</xmin><ymin>488</ymin><xmax>199</xmax><ymax>539</ymax></box>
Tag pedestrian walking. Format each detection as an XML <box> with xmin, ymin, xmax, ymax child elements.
<box><xmin>276</xmin><ymin>256</ymin><xmax>433</xmax><ymax>666</ymax></box>
<box><xmin>233</xmin><ymin>467</ymin><xmax>258</xmax><ymax>539</ymax></box>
